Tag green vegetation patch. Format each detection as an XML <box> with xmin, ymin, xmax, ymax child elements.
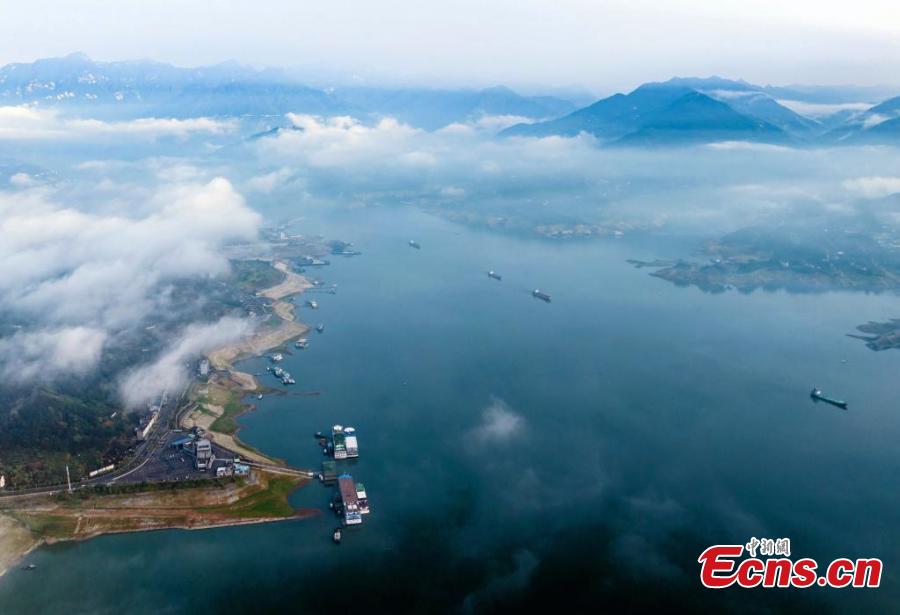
<box><xmin>205</xmin><ymin>475</ymin><xmax>303</xmax><ymax>519</ymax></box>
<box><xmin>209</xmin><ymin>397</ymin><xmax>244</xmax><ymax>435</ymax></box>
<box><xmin>11</xmin><ymin>512</ymin><xmax>78</xmax><ymax>540</ymax></box>
<box><xmin>229</xmin><ymin>260</ymin><xmax>286</xmax><ymax>294</ymax></box>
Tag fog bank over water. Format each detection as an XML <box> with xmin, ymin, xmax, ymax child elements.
<box><xmin>242</xmin><ymin>116</ymin><xmax>900</xmax><ymax>239</ymax></box>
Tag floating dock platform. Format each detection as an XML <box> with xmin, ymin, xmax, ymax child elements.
<box><xmin>338</xmin><ymin>474</ymin><xmax>363</xmax><ymax>525</ymax></box>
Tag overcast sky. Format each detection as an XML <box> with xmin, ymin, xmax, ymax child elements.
<box><xmin>2</xmin><ymin>0</ymin><xmax>900</xmax><ymax>93</ymax></box>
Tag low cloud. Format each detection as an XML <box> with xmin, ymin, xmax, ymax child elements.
<box><xmin>776</xmin><ymin>99</ymin><xmax>872</xmax><ymax>119</ymax></box>
<box><xmin>706</xmin><ymin>140</ymin><xmax>792</xmax><ymax>152</ymax></box>
<box><xmin>254</xmin><ymin>112</ymin><xmax>600</xmax><ymax>199</ymax></box>
<box><xmin>862</xmin><ymin>113</ymin><xmax>892</xmax><ymax>129</ymax></box>
<box><xmin>251</xmin><ymin>111</ymin><xmax>900</xmax><ymax>239</ymax></box>
<box><xmin>118</xmin><ymin>317</ymin><xmax>253</xmax><ymax>408</ymax></box>
<box><xmin>440</xmin><ymin>114</ymin><xmax>534</xmax><ymax>134</ymax></box>
<box><xmin>246</xmin><ymin>167</ymin><xmax>294</xmax><ymax>193</ymax></box>
<box><xmin>9</xmin><ymin>172</ymin><xmax>36</xmax><ymax>188</ymax></box>
<box><xmin>842</xmin><ymin>175</ymin><xmax>900</xmax><ymax>198</ymax></box>
<box><xmin>0</xmin><ymin>326</ymin><xmax>107</xmax><ymax>383</ymax></box>
<box><xmin>0</xmin><ymin>176</ymin><xmax>261</xmax><ymax>383</ymax></box>
<box><xmin>471</xmin><ymin>397</ymin><xmax>526</xmax><ymax>444</ymax></box>
<box><xmin>0</xmin><ymin>105</ymin><xmax>235</xmax><ymax>141</ymax></box>
<box><xmin>272</xmin><ymin>114</ymin><xmax>426</xmax><ymax>169</ymax></box>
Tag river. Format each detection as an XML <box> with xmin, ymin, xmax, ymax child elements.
<box><xmin>2</xmin><ymin>205</ymin><xmax>900</xmax><ymax>613</ymax></box>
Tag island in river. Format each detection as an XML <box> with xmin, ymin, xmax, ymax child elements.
<box><xmin>848</xmin><ymin>318</ymin><xmax>900</xmax><ymax>351</ymax></box>
<box><xmin>629</xmin><ymin>225</ymin><xmax>900</xmax><ymax>294</ymax></box>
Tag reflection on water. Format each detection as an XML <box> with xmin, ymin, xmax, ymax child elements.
<box><xmin>2</xmin><ymin>206</ymin><xmax>900</xmax><ymax>613</ymax></box>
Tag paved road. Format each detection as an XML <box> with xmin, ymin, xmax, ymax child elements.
<box><xmin>1</xmin><ymin>387</ymin><xmax>188</xmax><ymax>499</ymax></box>
<box><xmin>0</xmin><ymin>385</ymin><xmax>311</xmax><ymax>501</ymax></box>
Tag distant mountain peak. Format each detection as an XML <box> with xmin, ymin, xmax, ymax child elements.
<box><xmin>662</xmin><ymin>76</ymin><xmax>754</xmax><ymax>90</ymax></box>
<box><xmin>502</xmin><ymin>77</ymin><xmax>795</xmax><ymax>144</ymax></box>
<box><xmin>63</xmin><ymin>51</ymin><xmax>92</xmax><ymax>62</ymax></box>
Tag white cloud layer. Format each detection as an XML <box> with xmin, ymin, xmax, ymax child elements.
<box><xmin>842</xmin><ymin>175</ymin><xmax>900</xmax><ymax>198</ymax></box>
<box><xmin>0</xmin><ymin>105</ymin><xmax>235</xmax><ymax>140</ymax></box>
<box><xmin>0</xmin><ymin>177</ymin><xmax>261</xmax><ymax>384</ymax></box>
<box><xmin>0</xmin><ymin>326</ymin><xmax>107</xmax><ymax>383</ymax></box>
<box><xmin>246</xmin><ymin>167</ymin><xmax>294</xmax><ymax>193</ymax></box>
<box><xmin>119</xmin><ymin>317</ymin><xmax>253</xmax><ymax>408</ymax></box>
<box><xmin>249</xmin><ymin>112</ymin><xmax>900</xmax><ymax>237</ymax></box>
<box><xmin>776</xmin><ymin>99</ymin><xmax>872</xmax><ymax>118</ymax></box>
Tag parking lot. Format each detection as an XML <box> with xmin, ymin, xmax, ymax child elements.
<box><xmin>115</xmin><ymin>433</ymin><xmax>237</xmax><ymax>483</ymax></box>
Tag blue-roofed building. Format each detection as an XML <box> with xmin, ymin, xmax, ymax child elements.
<box><xmin>170</xmin><ymin>436</ymin><xmax>194</xmax><ymax>449</ymax></box>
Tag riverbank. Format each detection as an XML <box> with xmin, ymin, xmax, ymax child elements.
<box><xmin>0</xmin><ymin>470</ymin><xmax>311</xmax><ymax>576</ymax></box>
<box><xmin>0</xmin><ymin>516</ymin><xmax>38</xmax><ymax>578</ymax></box>
<box><xmin>191</xmin><ymin>259</ymin><xmax>312</xmax><ymax>460</ymax></box>
<box><xmin>0</xmin><ymin>259</ymin><xmax>317</xmax><ymax>577</ymax></box>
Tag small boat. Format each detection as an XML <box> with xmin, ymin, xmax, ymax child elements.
<box><xmin>810</xmin><ymin>387</ymin><xmax>848</xmax><ymax>409</ymax></box>
<box><xmin>488</xmin><ymin>270</ymin><xmax>502</xmax><ymax>281</ymax></box>
<box><xmin>408</xmin><ymin>240</ymin><xmax>421</xmax><ymax>249</ymax></box>
<box><xmin>305</xmin><ymin>300</ymin><xmax>319</xmax><ymax>309</ymax></box>
<box><xmin>257</xmin><ymin>394</ymin><xmax>263</xmax><ymax>400</ymax></box>
<box><xmin>316</xmin><ymin>323</ymin><xmax>325</xmax><ymax>333</ymax></box>
<box><xmin>270</xmin><ymin>353</ymin><xmax>283</xmax><ymax>362</ymax></box>
<box><xmin>314</xmin><ymin>431</ymin><xmax>325</xmax><ymax>439</ymax></box>
<box><xmin>295</xmin><ymin>338</ymin><xmax>309</xmax><ymax>349</ymax></box>
<box><xmin>333</xmin><ymin>529</ymin><xmax>342</xmax><ymax>544</ymax></box>
<box><xmin>532</xmin><ymin>289</ymin><xmax>552</xmax><ymax>303</ymax></box>
<box><xmin>22</xmin><ymin>564</ymin><xmax>36</xmax><ymax>571</ymax></box>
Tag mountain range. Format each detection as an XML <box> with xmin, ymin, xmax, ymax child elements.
<box><xmin>0</xmin><ymin>53</ymin><xmax>577</xmax><ymax>129</ymax></box>
<box><xmin>502</xmin><ymin>76</ymin><xmax>899</xmax><ymax>145</ymax></box>
<box><xmin>2</xmin><ymin>54</ymin><xmax>900</xmax><ymax>145</ymax></box>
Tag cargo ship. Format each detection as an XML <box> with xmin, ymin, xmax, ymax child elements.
<box><xmin>299</xmin><ymin>255</ymin><xmax>330</xmax><ymax>267</ymax></box>
<box><xmin>810</xmin><ymin>387</ymin><xmax>848</xmax><ymax>409</ymax></box>
<box><xmin>488</xmin><ymin>270</ymin><xmax>502</xmax><ymax>281</ymax></box>
<box><xmin>532</xmin><ymin>289</ymin><xmax>551</xmax><ymax>302</ymax></box>
<box><xmin>338</xmin><ymin>474</ymin><xmax>363</xmax><ymax>525</ymax></box>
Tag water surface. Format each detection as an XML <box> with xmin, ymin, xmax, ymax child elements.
<box><xmin>2</xmin><ymin>206</ymin><xmax>899</xmax><ymax>613</ymax></box>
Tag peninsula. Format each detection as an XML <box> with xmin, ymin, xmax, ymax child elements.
<box><xmin>0</xmin><ymin>236</ymin><xmax>331</xmax><ymax>576</ymax></box>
